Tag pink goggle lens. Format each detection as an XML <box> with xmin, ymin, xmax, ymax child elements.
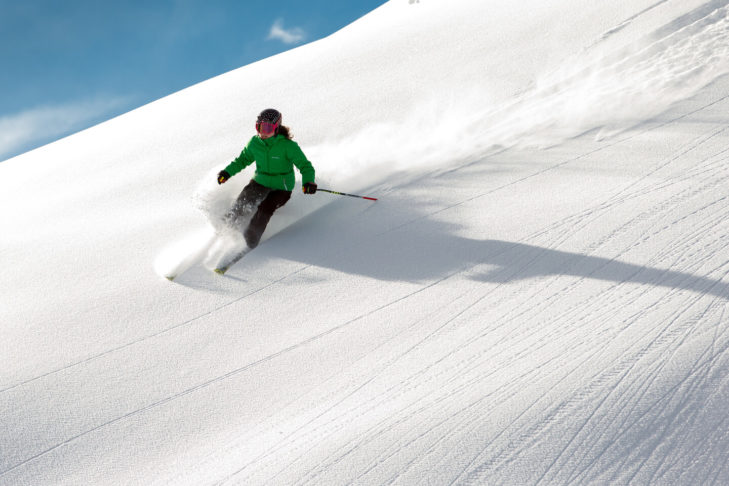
<box><xmin>256</xmin><ymin>121</ymin><xmax>279</xmax><ymax>136</ymax></box>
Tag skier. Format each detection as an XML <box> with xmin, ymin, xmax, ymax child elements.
<box><xmin>216</xmin><ymin>108</ymin><xmax>317</xmax><ymax>250</ymax></box>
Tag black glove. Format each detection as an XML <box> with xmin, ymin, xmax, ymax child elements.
<box><xmin>217</xmin><ymin>170</ymin><xmax>231</xmax><ymax>185</ymax></box>
<box><xmin>302</xmin><ymin>182</ymin><xmax>317</xmax><ymax>194</ymax></box>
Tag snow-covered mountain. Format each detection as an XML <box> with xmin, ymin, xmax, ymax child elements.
<box><xmin>2</xmin><ymin>0</ymin><xmax>729</xmax><ymax>484</ymax></box>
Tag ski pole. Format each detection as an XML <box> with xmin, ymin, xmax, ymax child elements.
<box><xmin>318</xmin><ymin>188</ymin><xmax>378</xmax><ymax>201</ymax></box>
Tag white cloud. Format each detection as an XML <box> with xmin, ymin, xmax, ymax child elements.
<box><xmin>0</xmin><ymin>96</ymin><xmax>130</xmax><ymax>160</ymax></box>
<box><xmin>267</xmin><ymin>19</ymin><xmax>306</xmax><ymax>45</ymax></box>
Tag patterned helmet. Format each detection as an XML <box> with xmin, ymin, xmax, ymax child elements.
<box><xmin>257</xmin><ymin>108</ymin><xmax>281</xmax><ymax>124</ymax></box>
<box><xmin>256</xmin><ymin>108</ymin><xmax>282</xmax><ymax>137</ymax></box>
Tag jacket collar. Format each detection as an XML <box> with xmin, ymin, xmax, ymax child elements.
<box><xmin>258</xmin><ymin>134</ymin><xmax>282</xmax><ymax>146</ymax></box>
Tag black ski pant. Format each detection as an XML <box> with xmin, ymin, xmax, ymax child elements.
<box><xmin>226</xmin><ymin>179</ymin><xmax>292</xmax><ymax>249</ymax></box>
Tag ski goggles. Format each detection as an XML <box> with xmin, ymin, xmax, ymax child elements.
<box><xmin>256</xmin><ymin>120</ymin><xmax>279</xmax><ymax>137</ymax></box>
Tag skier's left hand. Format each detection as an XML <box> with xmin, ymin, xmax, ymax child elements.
<box><xmin>302</xmin><ymin>182</ymin><xmax>317</xmax><ymax>194</ymax></box>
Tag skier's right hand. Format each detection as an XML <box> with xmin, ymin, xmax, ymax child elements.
<box><xmin>217</xmin><ymin>170</ymin><xmax>231</xmax><ymax>184</ymax></box>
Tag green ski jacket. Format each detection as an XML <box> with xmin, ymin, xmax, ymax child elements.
<box><xmin>224</xmin><ymin>134</ymin><xmax>315</xmax><ymax>192</ymax></box>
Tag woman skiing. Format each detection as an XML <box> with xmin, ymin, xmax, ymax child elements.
<box><xmin>217</xmin><ymin>108</ymin><xmax>317</xmax><ymax>250</ymax></box>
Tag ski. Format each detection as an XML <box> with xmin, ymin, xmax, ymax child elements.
<box><xmin>213</xmin><ymin>246</ymin><xmax>252</xmax><ymax>275</ymax></box>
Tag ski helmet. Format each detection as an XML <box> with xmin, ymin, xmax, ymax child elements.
<box><xmin>256</xmin><ymin>108</ymin><xmax>282</xmax><ymax>137</ymax></box>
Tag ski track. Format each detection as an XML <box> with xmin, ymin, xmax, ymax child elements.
<box><xmin>0</xmin><ymin>267</ymin><xmax>463</xmax><ymax>478</ymax></box>
<box><xmin>0</xmin><ymin>265</ymin><xmax>313</xmax><ymax>395</ymax></box>
<box><xmin>452</xmin><ymin>133</ymin><xmax>729</xmax><ymax>484</ymax></box>
<box><xmin>211</xmin><ymin>285</ymin><xmax>500</xmax><ymax>485</ymax></box>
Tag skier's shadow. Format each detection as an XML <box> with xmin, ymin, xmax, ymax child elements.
<box><xmin>268</xmin><ymin>205</ymin><xmax>729</xmax><ymax>300</ymax></box>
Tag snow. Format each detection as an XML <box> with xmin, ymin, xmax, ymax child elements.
<box><xmin>2</xmin><ymin>0</ymin><xmax>729</xmax><ymax>484</ymax></box>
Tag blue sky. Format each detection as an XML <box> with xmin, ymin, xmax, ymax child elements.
<box><xmin>0</xmin><ymin>0</ymin><xmax>386</xmax><ymax>161</ymax></box>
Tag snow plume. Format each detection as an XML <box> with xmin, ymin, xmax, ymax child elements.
<box><xmin>190</xmin><ymin>168</ymin><xmax>242</xmax><ymax>230</ymax></box>
<box><xmin>305</xmin><ymin>95</ymin><xmax>500</xmax><ymax>193</ymax></box>
<box><xmin>154</xmin><ymin>171</ymin><xmax>235</xmax><ymax>278</ymax></box>
<box><xmin>307</xmin><ymin>2</ymin><xmax>729</xmax><ymax>193</ymax></box>
<box><xmin>153</xmin><ymin>227</ymin><xmax>217</xmax><ymax>280</ymax></box>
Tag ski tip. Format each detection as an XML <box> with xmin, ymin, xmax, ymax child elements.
<box><xmin>165</xmin><ymin>275</ymin><xmax>176</xmax><ymax>282</ymax></box>
<box><xmin>213</xmin><ymin>268</ymin><xmax>228</xmax><ymax>275</ymax></box>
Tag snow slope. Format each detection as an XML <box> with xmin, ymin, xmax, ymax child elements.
<box><xmin>2</xmin><ymin>0</ymin><xmax>729</xmax><ymax>484</ymax></box>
